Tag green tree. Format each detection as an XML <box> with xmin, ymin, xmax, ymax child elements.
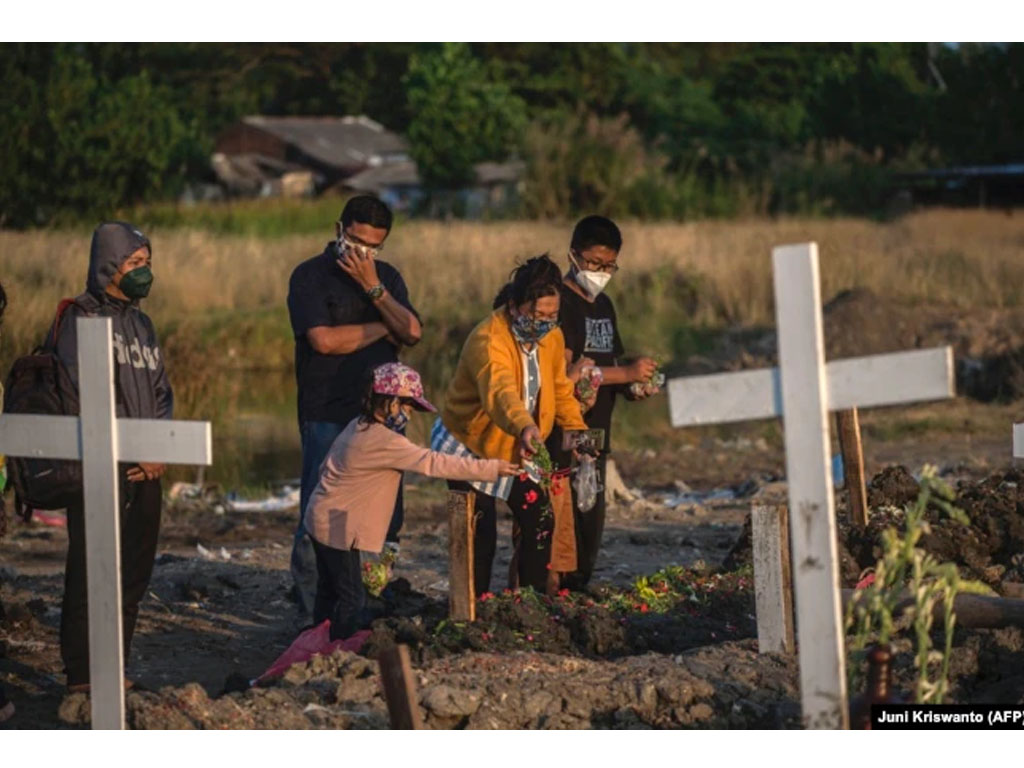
<box><xmin>403</xmin><ymin>43</ymin><xmax>526</xmax><ymax>190</ymax></box>
<box><xmin>0</xmin><ymin>45</ymin><xmax>188</xmax><ymax>227</ymax></box>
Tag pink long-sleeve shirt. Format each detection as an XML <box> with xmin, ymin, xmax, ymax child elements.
<box><xmin>303</xmin><ymin>419</ymin><xmax>502</xmax><ymax>552</ymax></box>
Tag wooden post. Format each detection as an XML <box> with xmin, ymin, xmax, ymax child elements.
<box><xmin>1013</xmin><ymin>423</ymin><xmax>1024</xmax><ymax>460</ymax></box>
<box><xmin>78</xmin><ymin>318</ymin><xmax>126</xmax><ymax>730</ymax></box>
<box><xmin>751</xmin><ymin>504</ymin><xmax>795</xmax><ymax>654</ymax></box>
<box><xmin>773</xmin><ymin>243</ymin><xmax>848</xmax><ymax>729</ymax></box>
<box><xmin>836</xmin><ymin>408</ymin><xmax>869</xmax><ymax>529</ymax></box>
<box><xmin>378</xmin><ymin>644</ymin><xmax>423</xmax><ymax>730</ymax></box>
<box><xmin>447</xmin><ymin>489</ymin><xmax>475</xmax><ymax>621</ymax></box>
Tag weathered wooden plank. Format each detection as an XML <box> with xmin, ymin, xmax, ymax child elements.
<box><xmin>77</xmin><ymin>318</ymin><xmax>125</xmax><ymax>730</ymax></box>
<box><xmin>772</xmin><ymin>243</ymin><xmax>848</xmax><ymax>730</ymax></box>
<box><xmin>378</xmin><ymin>644</ymin><xmax>424</xmax><ymax>730</ymax></box>
<box><xmin>842</xmin><ymin>590</ymin><xmax>1024</xmax><ymax>629</ymax></box>
<box><xmin>667</xmin><ymin>347</ymin><xmax>953</xmax><ymax>427</ymax></box>
<box><xmin>447</xmin><ymin>490</ymin><xmax>476</xmax><ymax>622</ymax></box>
<box><xmin>1014</xmin><ymin>423</ymin><xmax>1024</xmax><ymax>459</ymax></box>
<box><xmin>836</xmin><ymin>408</ymin><xmax>869</xmax><ymax>529</ymax></box>
<box><xmin>752</xmin><ymin>505</ymin><xmax>795</xmax><ymax>654</ymax></box>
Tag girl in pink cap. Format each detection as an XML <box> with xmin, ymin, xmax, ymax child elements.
<box><xmin>303</xmin><ymin>362</ymin><xmax>518</xmax><ymax>640</ymax></box>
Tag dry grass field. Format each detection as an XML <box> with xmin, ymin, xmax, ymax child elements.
<box><xmin>1</xmin><ymin>208</ymin><xmax>1022</xmax><ymax>482</ymax></box>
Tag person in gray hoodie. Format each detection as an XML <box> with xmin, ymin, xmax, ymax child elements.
<box><xmin>53</xmin><ymin>221</ymin><xmax>172</xmax><ymax>692</ymax></box>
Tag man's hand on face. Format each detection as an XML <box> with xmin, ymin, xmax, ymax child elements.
<box><xmin>337</xmin><ymin>241</ymin><xmax>381</xmax><ymax>293</ymax></box>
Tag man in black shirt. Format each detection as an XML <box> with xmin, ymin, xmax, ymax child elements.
<box><xmin>287</xmin><ymin>196</ymin><xmax>421</xmax><ymax>623</ymax></box>
<box><xmin>547</xmin><ymin>216</ymin><xmax>659</xmax><ymax>591</ymax></box>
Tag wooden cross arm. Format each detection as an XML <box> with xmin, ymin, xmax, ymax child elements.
<box><xmin>0</xmin><ymin>414</ymin><xmax>213</xmax><ymax>465</ymax></box>
<box><xmin>668</xmin><ymin>346</ymin><xmax>954</xmax><ymax>427</ymax></box>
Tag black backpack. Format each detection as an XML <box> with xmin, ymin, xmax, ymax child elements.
<box><xmin>3</xmin><ymin>299</ymin><xmax>87</xmax><ymax>513</ymax></box>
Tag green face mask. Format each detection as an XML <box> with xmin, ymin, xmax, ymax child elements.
<box><xmin>118</xmin><ymin>265</ymin><xmax>153</xmax><ymax>300</ymax></box>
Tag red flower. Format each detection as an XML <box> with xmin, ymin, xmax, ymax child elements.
<box><xmin>557</xmin><ymin>588</ymin><xmax>570</xmax><ymax>598</ymax></box>
<box><xmin>518</xmin><ymin>473</ymin><xmax>529</xmax><ymax>482</ymax></box>
<box><xmin>479</xmin><ymin>592</ymin><xmax>496</xmax><ymax>602</ymax></box>
<box><xmin>521</xmin><ymin>504</ymin><xmax>528</xmax><ymax>510</ymax></box>
<box><xmin>526</xmin><ymin>634</ymin><xmax>534</xmax><ymax>642</ymax></box>
<box><xmin>640</xmin><ymin>603</ymin><xmax>649</xmax><ymax>613</ymax></box>
<box><xmin>551</xmin><ymin>484</ymin><xmax>562</xmax><ymax>496</ymax></box>
<box><xmin>545</xmin><ymin>562</ymin><xmax>552</xmax><ymax>570</ymax></box>
<box><xmin>524</xmin><ymin>489</ymin><xmax>539</xmax><ymax>504</ymax></box>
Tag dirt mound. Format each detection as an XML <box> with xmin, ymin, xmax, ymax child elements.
<box><xmin>693</xmin><ymin>288</ymin><xmax>1024</xmax><ymax>401</ymax></box>
<box><xmin>364</xmin><ymin>569</ymin><xmax>757</xmax><ymax>663</ymax></box>
<box><xmin>866</xmin><ymin>465</ymin><xmax>921</xmax><ymax>510</ymax></box>
<box><xmin>57</xmin><ymin>643</ymin><xmax>800</xmax><ymax>730</ymax></box>
<box><xmin>727</xmin><ymin>467</ymin><xmax>1024</xmax><ymax>591</ymax></box>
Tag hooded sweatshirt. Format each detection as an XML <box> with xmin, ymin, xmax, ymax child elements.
<box><xmin>52</xmin><ymin>222</ymin><xmax>173</xmax><ymax>420</ymax></box>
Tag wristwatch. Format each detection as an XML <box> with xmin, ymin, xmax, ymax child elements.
<box><xmin>366</xmin><ymin>283</ymin><xmax>385</xmax><ymax>301</ymax></box>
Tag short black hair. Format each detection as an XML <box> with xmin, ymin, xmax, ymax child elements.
<box><xmin>492</xmin><ymin>254</ymin><xmax>563</xmax><ymax>310</ymax></box>
<box><xmin>340</xmin><ymin>195</ymin><xmax>393</xmax><ymax>233</ymax></box>
<box><xmin>571</xmin><ymin>215</ymin><xmax>622</xmax><ymax>253</ymax></box>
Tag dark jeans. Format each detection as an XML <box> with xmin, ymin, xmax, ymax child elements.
<box><xmin>311</xmin><ymin>539</ymin><xmax>372</xmax><ymax>641</ymax></box>
<box><xmin>561</xmin><ymin>453</ymin><xmax>608</xmax><ymax>590</ymax></box>
<box><xmin>294</xmin><ymin>419</ymin><xmax>404</xmax><ymax>616</ymax></box>
<box><xmin>60</xmin><ymin>477</ymin><xmax>162</xmax><ymax>687</ymax></box>
<box><xmin>448</xmin><ymin>477</ymin><xmax>553</xmax><ymax>596</ymax></box>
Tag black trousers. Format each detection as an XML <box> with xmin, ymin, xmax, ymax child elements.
<box><xmin>561</xmin><ymin>453</ymin><xmax>608</xmax><ymax>590</ymax></box>
<box><xmin>311</xmin><ymin>539</ymin><xmax>371</xmax><ymax>641</ymax></box>
<box><xmin>60</xmin><ymin>477</ymin><xmax>162</xmax><ymax>687</ymax></box>
<box><xmin>448</xmin><ymin>477</ymin><xmax>553</xmax><ymax>596</ymax></box>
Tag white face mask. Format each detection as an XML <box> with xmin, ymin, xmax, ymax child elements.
<box><xmin>571</xmin><ymin>253</ymin><xmax>613</xmax><ymax>298</ymax></box>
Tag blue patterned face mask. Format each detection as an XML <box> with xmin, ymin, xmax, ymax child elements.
<box><xmin>511</xmin><ymin>312</ymin><xmax>558</xmax><ymax>344</ymax></box>
<box><xmin>384</xmin><ymin>409</ymin><xmax>409</xmax><ymax>433</ymax></box>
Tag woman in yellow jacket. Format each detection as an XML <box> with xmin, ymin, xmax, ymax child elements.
<box><xmin>431</xmin><ymin>255</ymin><xmax>589</xmax><ymax>595</ymax></box>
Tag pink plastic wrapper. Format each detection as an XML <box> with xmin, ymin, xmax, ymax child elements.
<box><xmin>32</xmin><ymin>510</ymin><xmax>67</xmax><ymax>528</ymax></box>
<box><xmin>256</xmin><ymin>621</ymin><xmax>371</xmax><ymax>683</ymax></box>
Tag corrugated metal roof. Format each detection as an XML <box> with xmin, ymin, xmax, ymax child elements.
<box><xmin>241</xmin><ymin>115</ymin><xmax>408</xmax><ymax>169</ymax></box>
<box><xmin>343</xmin><ymin>159</ymin><xmax>524</xmax><ymax>192</ymax></box>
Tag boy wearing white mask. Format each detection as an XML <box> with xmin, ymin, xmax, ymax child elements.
<box><xmin>546</xmin><ymin>216</ymin><xmax>659</xmax><ymax>591</ymax></box>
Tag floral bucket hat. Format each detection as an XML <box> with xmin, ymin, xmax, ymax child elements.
<box><xmin>372</xmin><ymin>362</ymin><xmax>437</xmax><ymax>412</ymax></box>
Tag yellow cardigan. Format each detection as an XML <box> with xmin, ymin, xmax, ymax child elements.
<box><xmin>440</xmin><ymin>309</ymin><xmax>588</xmax><ymax>463</ymax></box>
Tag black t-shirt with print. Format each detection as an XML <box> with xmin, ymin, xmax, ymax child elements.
<box><xmin>547</xmin><ymin>282</ymin><xmax>625</xmax><ymax>463</ymax></box>
<box><xmin>287</xmin><ymin>241</ymin><xmax>420</xmax><ymax>425</ymax></box>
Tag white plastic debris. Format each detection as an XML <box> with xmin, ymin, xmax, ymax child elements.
<box><xmin>225</xmin><ymin>485</ymin><xmax>300</xmax><ymax>513</ymax></box>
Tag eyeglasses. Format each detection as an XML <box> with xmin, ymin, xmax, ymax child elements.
<box><xmin>339</xmin><ymin>225</ymin><xmax>385</xmax><ymax>258</ymax></box>
<box><xmin>571</xmin><ymin>250</ymin><xmax>619</xmax><ymax>274</ymax></box>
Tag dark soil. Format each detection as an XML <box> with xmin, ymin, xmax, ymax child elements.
<box><xmin>727</xmin><ymin>466</ymin><xmax>1024</xmax><ymax>592</ymax></box>
<box><xmin>361</xmin><ymin>571</ymin><xmax>756</xmax><ymax>664</ymax></box>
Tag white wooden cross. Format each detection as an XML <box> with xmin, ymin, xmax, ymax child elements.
<box><xmin>1014</xmin><ymin>423</ymin><xmax>1023</xmax><ymax>460</ymax></box>
<box><xmin>0</xmin><ymin>317</ymin><xmax>212</xmax><ymax>730</ymax></box>
<box><xmin>667</xmin><ymin>243</ymin><xmax>954</xmax><ymax>729</ymax></box>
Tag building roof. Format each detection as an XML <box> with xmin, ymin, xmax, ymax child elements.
<box><xmin>342</xmin><ymin>159</ymin><xmax>524</xmax><ymax>193</ymax></box>
<box><xmin>241</xmin><ymin>115</ymin><xmax>408</xmax><ymax>170</ymax></box>
<box><xmin>897</xmin><ymin>163</ymin><xmax>1024</xmax><ymax>181</ymax></box>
